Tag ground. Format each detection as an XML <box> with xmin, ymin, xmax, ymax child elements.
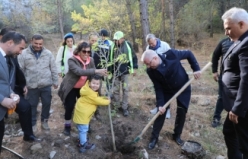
<box><xmin>1</xmin><ymin>34</ymin><xmax>227</xmax><ymax>159</ymax></box>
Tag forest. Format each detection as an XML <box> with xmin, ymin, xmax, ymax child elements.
<box><xmin>1</xmin><ymin>0</ymin><xmax>248</xmax><ymax>50</ymax></box>
<box><xmin>1</xmin><ymin>0</ymin><xmax>248</xmax><ymax>159</ymax></box>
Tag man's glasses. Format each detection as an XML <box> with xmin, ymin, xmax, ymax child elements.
<box><xmin>81</xmin><ymin>50</ymin><xmax>91</xmax><ymax>54</ymax></box>
<box><xmin>149</xmin><ymin>57</ymin><xmax>155</xmax><ymax>66</ymax></box>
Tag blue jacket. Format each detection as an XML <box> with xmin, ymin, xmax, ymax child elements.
<box><xmin>147</xmin><ymin>49</ymin><xmax>200</xmax><ymax>108</ymax></box>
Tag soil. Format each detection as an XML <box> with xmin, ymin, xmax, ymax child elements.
<box><xmin>1</xmin><ymin>34</ymin><xmax>227</xmax><ymax>159</ymax></box>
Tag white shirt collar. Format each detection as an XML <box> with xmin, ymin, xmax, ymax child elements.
<box><xmin>0</xmin><ymin>47</ymin><xmax>6</xmax><ymax>57</ymax></box>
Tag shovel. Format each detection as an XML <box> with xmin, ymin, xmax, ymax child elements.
<box><xmin>2</xmin><ymin>145</ymin><xmax>24</xmax><ymax>159</ymax></box>
<box><xmin>127</xmin><ymin>61</ymin><xmax>212</xmax><ymax>145</ymax></box>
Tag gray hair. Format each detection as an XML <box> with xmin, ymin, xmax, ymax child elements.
<box><xmin>146</xmin><ymin>34</ymin><xmax>156</xmax><ymax>43</ymax></box>
<box><xmin>141</xmin><ymin>49</ymin><xmax>158</xmax><ymax>62</ymax></box>
<box><xmin>222</xmin><ymin>7</ymin><xmax>248</xmax><ymax>24</ymax></box>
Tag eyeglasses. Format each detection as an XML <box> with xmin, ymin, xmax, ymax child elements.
<box><xmin>81</xmin><ymin>50</ymin><xmax>91</xmax><ymax>54</ymax></box>
<box><xmin>146</xmin><ymin>57</ymin><xmax>155</xmax><ymax>68</ymax></box>
<box><xmin>149</xmin><ymin>57</ymin><xmax>155</xmax><ymax>65</ymax></box>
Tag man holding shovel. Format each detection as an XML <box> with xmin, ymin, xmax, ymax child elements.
<box><xmin>141</xmin><ymin>49</ymin><xmax>201</xmax><ymax>149</ymax></box>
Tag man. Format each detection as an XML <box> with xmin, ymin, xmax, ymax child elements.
<box><xmin>87</xmin><ymin>33</ymin><xmax>99</xmax><ymax>60</ymax></box>
<box><xmin>141</xmin><ymin>49</ymin><xmax>201</xmax><ymax>149</ymax></box>
<box><xmin>0</xmin><ymin>32</ymin><xmax>26</xmax><ymax>152</ymax></box>
<box><xmin>146</xmin><ymin>34</ymin><xmax>171</xmax><ymax>54</ymax></box>
<box><xmin>98</xmin><ymin>29</ymin><xmax>113</xmax><ymax>46</ymax></box>
<box><xmin>146</xmin><ymin>33</ymin><xmax>171</xmax><ymax>119</ymax></box>
<box><xmin>221</xmin><ymin>7</ymin><xmax>248</xmax><ymax>159</ymax></box>
<box><xmin>211</xmin><ymin>37</ymin><xmax>233</xmax><ymax>128</ymax></box>
<box><xmin>0</xmin><ymin>28</ymin><xmax>41</xmax><ymax>142</ymax></box>
<box><xmin>18</xmin><ymin>34</ymin><xmax>58</xmax><ymax>132</ymax></box>
<box><xmin>110</xmin><ymin>31</ymin><xmax>138</xmax><ymax>116</ymax></box>
<box><xmin>92</xmin><ymin>29</ymin><xmax>112</xmax><ymax>69</ymax></box>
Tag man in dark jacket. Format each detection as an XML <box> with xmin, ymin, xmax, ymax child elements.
<box><xmin>211</xmin><ymin>38</ymin><xmax>233</xmax><ymax>127</ymax></box>
<box><xmin>109</xmin><ymin>31</ymin><xmax>138</xmax><ymax>116</ymax></box>
<box><xmin>221</xmin><ymin>7</ymin><xmax>248</xmax><ymax>159</ymax></box>
<box><xmin>141</xmin><ymin>49</ymin><xmax>201</xmax><ymax>149</ymax></box>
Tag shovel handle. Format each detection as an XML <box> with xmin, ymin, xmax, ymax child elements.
<box><xmin>138</xmin><ymin>61</ymin><xmax>212</xmax><ymax>138</ymax></box>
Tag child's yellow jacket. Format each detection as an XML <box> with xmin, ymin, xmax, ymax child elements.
<box><xmin>73</xmin><ymin>81</ymin><xmax>110</xmax><ymax>124</ymax></box>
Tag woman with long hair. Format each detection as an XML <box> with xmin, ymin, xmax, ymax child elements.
<box><xmin>56</xmin><ymin>33</ymin><xmax>77</xmax><ymax>77</ymax></box>
<box><xmin>58</xmin><ymin>42</ymin><xmax>107</xmax><ymax>136</ymax></box>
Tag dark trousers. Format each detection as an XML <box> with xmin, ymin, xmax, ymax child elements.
<box><xmin>27</xmin><ymin>86</ymin><xmax>52</xmax><ymax>126</ymax></box>
<box><xmin>223</xmin><ymin>113</ymin><xmax>248</xmax><ymax>159</ymax></box>
<box><xmin>15</xmin><ymin>88</ymin><xmax>33</xmax><ymax>137</ymax></box>
<box><xmin>213</xmin><ymin>79</ymin><xmax>224</xmax><ymax>121</ymax></box>
<box><xmin>0</xmin><ymin>118</ymin><xmax>5</xmax><ymax>152</ymax></box>
<box><xmin>151</xmin><ymin>99</ymin><xmax>187</xmax><ymax>140</ymax></box>
<box><xmin>64</xmin><ymin>88</ymin><xmax>80</xmax><ymax>120</ymax></box>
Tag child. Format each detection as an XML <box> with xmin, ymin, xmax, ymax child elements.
<box><xmin>73</xmin><ymin>75</ymin><xmax>110</xmax><ymax>153</ymax></box>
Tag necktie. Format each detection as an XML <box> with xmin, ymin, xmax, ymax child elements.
<box><xmin>5</xmin><ymin>56</ymin><xmax>11</xmax><ymax>73</ymax></box>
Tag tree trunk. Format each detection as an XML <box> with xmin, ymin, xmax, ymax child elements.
<box><xmin>167</xmin><ymin>0</ymin><xmax>175</xmax><ymax>48</ymax></box>
<box><xmin>57</xmin><ymin>0</ymin><xmax>64</xmax><ymax>39</ymax></box>
<box><xmin>139</xmin><ymin>0</ymin><xmax>150</xmax><ymax>52</ymax></box>
<box><xmin>126</xmin><ymin>0</ymin><xmax>139</xmax><ymax>52</ymax></box>
<box><xmin>160</xmin><ymin>0</ymin><xmax>166</xmax><ymax>40</ymax></box>
<box><xmin>209</xmin><ymin>2</ymin><xmax>213</xmax><ymax>38</ymax></box>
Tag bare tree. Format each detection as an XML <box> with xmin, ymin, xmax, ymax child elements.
<box><xmin>160</xmin><ymin>0</ymin><xmax>166</xmax><ymax>40</ymax></box>
<box><xmin>139</xmin><ymin>0</ymin><xmax>150</xmax><ymax>52</ymax></box>
<box><xmin>57</xmin><ymin>0</ymin><xmax>64</xmax><ymax>38</ymax></box>
<box><xmin>167</xmin><ymin>0</ymin><xmax>175</xmax><ymax>48</ymax></box>
<box><xmin>126</xmin><ymin>0</ymin><xmax>139</xmax><ymax>52</ymax></box>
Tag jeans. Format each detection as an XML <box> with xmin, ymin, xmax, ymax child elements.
<box><xmin>77</xmin><ymin>124</ymin><xmax>89</xmax><ymax>145</ymax></box>
<box><xmin>213</xmin><ymin>78</ymin><xmax>224</xmax><ymax>121</ymax></box>
<box><xmin>27</xmin><ymin>86</ymin><xmax>52</xmax><ymax>126</ymax></box>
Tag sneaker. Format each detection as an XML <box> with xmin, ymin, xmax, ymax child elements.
<box><xmin>32</xmin><ymin>125</ymin><xmax>37</xmax><ymax>133</ymax></box>
<box><xmin>79</xmin><ymin>142</ymin><xmax>95</xmax><ymax>153</ymax></box>
<box><xmin>123</xmin><ymin>109</ymin><xmax>129</xmax><ymax>116</ymax></box>
<box><xmin>41</xmin><ymin>120</ymin><xmax>50</xmax><ymax>130</ymax></box>
<box><xmin>150</xmin><ymin>107</ymin><xmax>158</xmax><ymax>114</ymax></box>
<box><xmin>166</xmin><ymin>108</ymin><xmax>171</xmax><ymax>119</ymax></box>
<box><xmin>211</xmin><ymin>119</ymin><xmax>221</xmax><ymax>128</ymax></box>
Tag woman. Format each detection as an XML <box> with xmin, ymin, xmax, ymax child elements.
<box><xmin>56</xmin><ymin>33</ymin><xmax>77</xmax><ymax>77</ymax></box>
<box><xmin>58</xmin><ymin>42</ymin><xmax>107</xmax><ymax>136</ymax></box>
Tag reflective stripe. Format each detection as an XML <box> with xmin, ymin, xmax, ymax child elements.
<box><xmin>110</xmin><ymin>41</ymin><xmax>133</xmax><ymax>73</ymax></box>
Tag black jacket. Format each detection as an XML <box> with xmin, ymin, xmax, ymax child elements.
<box><xmin>222</xmin><ymin>31</ymin><xmax>248</xmax><ymax>117</ymax></box>
<box><xmin>10</xmin><ymin>57</ymin><xmax>26</xmax><ymax>94</ymax></box>
<box><xmin>147</xmin><ymin>49</ymin><xmax>200</xmax><ymax>108</ymax></box>
<box><xmin>211</xmin><ymin>38</ymin><xmax>233</xmax><ymax>73</ymax></box>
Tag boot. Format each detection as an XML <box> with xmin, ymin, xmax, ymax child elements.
<box><xmin>173</xmin><ymin>134</ymin><xmax>184</xmax><ymax>146</ymax></box>
<box><xmin>63</xmin><ymin>125</ymin><xmax>71</xmax><ymax>136</ymax></box>
<box><xmin>148</xmin><ymin>137</ymin><xmax>158</xmax><ymax>149</ymax></box>
<box><xmin>173</xmin><ymin>106</ymin><xmax>186</xmax><ymax>146</ymax></box>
